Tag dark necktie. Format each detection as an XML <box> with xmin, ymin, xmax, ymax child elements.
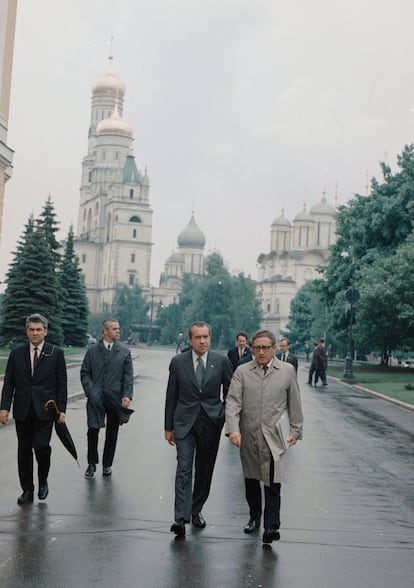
<box><xmin>263</xmin><ymin>365</ymin><xmax>268</xmax><ymax>375</ymax></box>
<box><xmin>107</xmin><ymin>344</ymin><xmax>111</xmax><ymax>352</ymax></box>
<box><xmin>196</xmin><ymin>357</ymin><xmax>205</xmax><ymax>387</ymax></box>
<box><xmin>282</xmin><ymin>354</ymin><xmax>286</xmax><ymax>362</ymax></box>
<box><xmin>33</xmin><ymin>347</ymin><xmax>38</xmax><ymax>372</ymax></box>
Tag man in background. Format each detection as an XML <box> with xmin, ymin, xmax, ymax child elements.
<box><xmin>227</xmin><ymin>331</ymin><xmax>252</xmax><ymax>372</ymax></box>
<box><xmin>277</xmin><ymin>338</ymin><xmax>298</xmax><ymax>373</ymax></box>
<box><xmin>81</xmin><ymin>319</ymin><xmax>133</xmax><ymax>478</ymax></box>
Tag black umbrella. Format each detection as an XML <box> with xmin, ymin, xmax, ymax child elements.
<box><xmin>104</xmin><ymin>393</ymin><xmax>134</xmax><ymax>425</ymax></box>
<box><xmin>44</xmin><ymin>399</ymin><xmax>80</xmax><ymax>466</ymax></box>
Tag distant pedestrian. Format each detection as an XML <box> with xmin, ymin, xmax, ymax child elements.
<box><xmin>225</xmin><ymin>329</ymin><xmax>303</xmax><ymax>544</ymax></box>
<box><xmin>307</xmin><ymin>342</ymin><xmax>319</xmax><ymax>385</ymax></box>
<box><xmin>81</xmin><ymin>319</ymin><xmax>134</xmax><ymax>478</ymax></box>
<box><xmin>276</xmin><ymin>338</ymin><xmax>298</xmax><ymax>373</ymax></box>
<box><xmin>314</xmin><ymin>339</ymin><xmax>328</xmax><ymax>386</ymax></box>
<box><xmin>227</xmin><ymin>331</ymin><xmax>252</xmax><ymax>372</ymax></box>
<box><xmin>0</xmin><ymin>313</ymin><xmax>68</xmax><ymax>505</ymax></box>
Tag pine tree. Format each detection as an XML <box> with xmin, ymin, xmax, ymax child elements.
<box><xmin>38</xmin><ymin>195</ymin><xmax>61</xmax><ymax>265</ymax></box>
<box><xmin>59</xmin><ymin>226</ymin><xmax>89</xmax><ymax>346</ymax></box>
<box><xmin>0</xmin><ymin>220</ymin><xmax>63</xmax><ymax>346</ymax></box>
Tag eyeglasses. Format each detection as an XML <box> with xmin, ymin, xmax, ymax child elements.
<box><xmin>251</xmin><ymin>345</ymin><xmax>274</xmax><ymax>352</ymax></box>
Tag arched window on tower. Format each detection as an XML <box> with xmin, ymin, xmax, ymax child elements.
<box><xmin>130</xmin><ymin>189</ymin><xmax>134</xmax><ymax>199</ymax></box>
<box><xmin>129</xmin><ymin>215</ymin><xmax>141</xmax><ymax>223</ymax></box>
<box><xmin>132</xmin><ymin>229</ymin><xmax>137</xmax><ymax>238</ymax></box>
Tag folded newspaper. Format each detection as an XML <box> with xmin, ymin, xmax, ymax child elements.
<box><xmin>276</xmin><ymin>409</ymin><xmax>290</xmax><ymax>451</ymax></box>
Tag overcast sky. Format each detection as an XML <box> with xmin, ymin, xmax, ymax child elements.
<box><xmin>2</xmin><ymin>0</ymin><xmax>414</xmax><ymax>285</ymax></box>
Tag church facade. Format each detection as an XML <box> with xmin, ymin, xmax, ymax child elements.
<box><xmin>74</xmin><ymin>59</ymin><xmax>336</xmax><ymax>330</ymax></box>
<box><xmin>74</xmin><ymin>57</ymin><xmax>153</xmax><ymax>313</ymax></box>
<box><xmin>256</xmin><ymin>196</ymin><xmax>336</xmax><ymax>338</ymax></box>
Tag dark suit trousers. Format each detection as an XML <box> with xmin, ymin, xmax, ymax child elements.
<box><xmin>244</xmin><ymin>458</ymin><xmax>281</xmax><ymax>530</ymax></box>
<box><xmin>87</xmin><ymin>408</ymin><xmax>119</xmax><ymax>467</ymax></box>
<box><xmin>174</xmin><ymin>409</ymin><xmax>222</xmax><ymax>522</ymax></box>
<box><xmin>15</xmin><ymin>402</ymin><xmax>53</xmax><ymax>491</ymax></box>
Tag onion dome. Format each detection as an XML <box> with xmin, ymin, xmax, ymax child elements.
<box><xmin>96</xmin><ymin>103</ymin><xmax>133</xmax><ymax>138</ymax></box>
<box><xmin>293</xmin><ymin>204</ymin><xmax>314</xmax><ymax>223</ymax></box>
<box><xmin>177</xmin><ymin>214</ymin><xmax>206</xmax><ymax>247</ymax></box>
<box><xmin>271</xmin><ymin>210</ymin><xmax>291</xmax><ymax>227</ymax></box>
<box><xmin>91</xmin><ymin>56</ymin><xmax>126</xmax><ymax>97</ymax></box>
<box><xmin>310</xmin><ymin>195</ymin><xmax>336</xmax><ymax>216</ymax></box>
<box><xmin>167</xmin><ymin>252</ymin><xmax>185</xmax><ymax>263</ymax></box>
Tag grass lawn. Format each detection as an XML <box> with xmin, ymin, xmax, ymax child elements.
<box><xmin>327</xmin><ymin>363</ymin><xmax>414</xmax><ymax>406</ymax></box>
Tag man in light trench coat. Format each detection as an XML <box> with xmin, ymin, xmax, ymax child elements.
<box><xmin>225</xmin><ymin>329</ymin><xmax>303</xmax><ymax>544</ymax></box>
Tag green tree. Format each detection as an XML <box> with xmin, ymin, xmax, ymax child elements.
<box><xmin>353</xmin><ymin>229</ymin><xmax>414</xmax><ymax>358</ymax></box>
<box><xmin>38</xmin><ymin>195</ymin><xmax>62</xmax><ymax>265</ymax></box>
<box><xmin>59</xmin><ymin>226</ymin><xmax>89</xmax><ymax>346</ymax></box>
<box><xmin>323</xmin><ymin>144</ymin><xmax>414</xmax><ymax>356</ymax></box>
<box><xmin>0</xmin><ymin>221</ymin><xmax>63</xmax><ymax>346</ymax></box>
<box><xmin>111</xmin><ymin>284</ymin><xmax>149</xmax><ymax>335</ymax></box>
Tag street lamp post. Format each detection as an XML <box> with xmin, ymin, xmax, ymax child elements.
<box><xmin>341</xmin><ymin>251</ymin><xmax>359</xmax><ymax>380</ymax></box>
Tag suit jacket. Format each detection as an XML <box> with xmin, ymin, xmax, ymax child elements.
<box><xmin>0</xmin><ymin>341</ymin><xmax>67</xmax><ymax>421</ymax></box>
<box><xmin>165</xmin><ymin>350</ymin><xmax>233</xmax><ymax>439</ymax></box>
<box><xmin>81</xmin><ymin>339</ymin><xmax>134</xmax><ymax>429</ymax></box>
<box><xmin>227</xmin><ymin>346</ymin><xmax>253</xmax><ymax>371</ymax></box>
<box><xmin>276</xmin><ymin>352</ymin><xmax>298</xmax><ymax>373</ymax></box>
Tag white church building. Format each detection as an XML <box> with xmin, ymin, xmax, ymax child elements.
<box><xmin>73</xmin><ymin>58</ymin><xmax>336</xmax><ymax>330</ymax></box>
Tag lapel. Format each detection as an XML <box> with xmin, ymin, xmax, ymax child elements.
<box><xmin>23</xmin><ymin>343</ymin><xmax>31</xmax><ymax>375</ymax></box>
<box><xmin>203</xmin><ymin>352</ymin><xmax>215</xmax><ymax>386</ymax></box>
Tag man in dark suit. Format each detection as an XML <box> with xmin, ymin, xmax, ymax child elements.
<box><xmin>165</xmin><ymin>321</ymin><xmax>233</xmax><ymax>536</ymax></box>
<box><xmin>81</xmin><ymin>318</ymin><xmax>133</xmax><ymax>478</ymax></box>
<box><xmin>227</xmin><ymin>331</ymin><xmax>252</xmax><ymax>372</ymax></box>
<box><xmin>0</xmin><ymin>313</ymin><xmax>67</xmax><ymax>505</ymax></box>
<box><xmin>277</xmin><ymin>338</ymin><xmax>298</xmax><ymax>373</ymax></box>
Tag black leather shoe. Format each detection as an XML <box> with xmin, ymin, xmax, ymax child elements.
<box><xmin>262</xmin><ymin>528</ymin><xmax>280</xmax><ymax>544</ymax></box>
<box><xmin>244</xmin><ymin>518</ymin><xmax>261</xmax><ymax>534</ymax></box>
<box><xmin>84</xmin><ymin>464</ymin><xmax>96</xmax><ymax>478</ymax></box>
<box><xmin>102</xmin><ymin>466</ymin><xmax>112</xmax><ymax>476</ymax></box>
<box><xmin>17</xmin><ymin>490</ymin><xmax>34</xmax><ymax>505</ymax></box>
<box><xmin>38</xmin><ymin>483</ymin><xmax>49</xmax><ymax>500</ymax></box>
<box><xmin>170</xmin><ymin>520</ymin><xmax>186</xmax><ymax>536</ymax></box>
<box><xmin>192</xmin><ymin>512</ymin><xmax>206</xmax><ymax>528</ymax></box>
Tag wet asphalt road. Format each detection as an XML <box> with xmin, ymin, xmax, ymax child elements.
<box><xmin>0</xmin><ymin>347</ymin><xmax>413</xmax><ymax>588</ymax></box>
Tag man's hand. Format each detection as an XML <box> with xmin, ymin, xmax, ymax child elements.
<box><xmin>0</xmin><ymin>410</ymin><xmax>9</xmax><ymax>425</ymax></box>
<box><xmin>165</xmin><ymin>430</ymin><xmax>175</xmax><ymax>445</ymax></box>
<box><xmin>57</xmin><ymin>412</ymin><xmax>65</xmax><ymax>424</ymax></box>
<box><xmin>229</xmin><ymin>432</ymin><xmax>241</xmax><ymax>447</ymax></box>
<box><xmin>121</xmin><ymin>397</ymin><xmax>131</xmax><ymax>408</ymax></box>
<box><xmin>287</xmin><ymin>435</ymin><xmax>297</xmax><ymax>446</ymax></box>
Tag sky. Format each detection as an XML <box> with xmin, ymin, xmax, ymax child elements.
<box><xmin>2</xmin><ymin>0</ymin><xmax>414</xmax><ymax>286</ymax></box>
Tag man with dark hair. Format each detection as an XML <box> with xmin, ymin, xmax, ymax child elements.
<box><xmin>226</xmin><ymin>329</ymin><xmax>303</xmax><ymax>544</ymax></box>
<box><xmin>81</xmin><ymin>318</ymin><xmax>134</xmax><ymax>478</ymax></box>
<box><xmin>277</xmin><ymin>338</ymin><xmax>298</xmax><ymax>373</ymax></box>
<box><xmin>227</xmin><ymin>331</ymin><xmax>252</xmax><ymax>371</ymax></box>
<box><xmin>0</xmin><ymin>313</ymin><xmax>67</xmax><ymax>504</ymax></box>
<box><xmin>165</xmin><ymin>321</ymin><xmax>233</xmax><ymax>536</ymax></box>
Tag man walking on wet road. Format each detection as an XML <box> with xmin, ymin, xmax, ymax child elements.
<box><xmin>0</xmin><ymin>313</ymin><xmax>67</xmax><ymax>505</ymax></box>
<box><xmin>226</xmin><ymin>329</ymin><xmax>303</xmax><ymax>544</ymax></box>
<box><xmin>81</xmin><ymin>318</ymin><xmax>133</xmax><ymax>478</ymax></box>
<box><xmin>164</xmin><ymin>321</ymin><xmax>233</xmax><ymax>537</ymax></box>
